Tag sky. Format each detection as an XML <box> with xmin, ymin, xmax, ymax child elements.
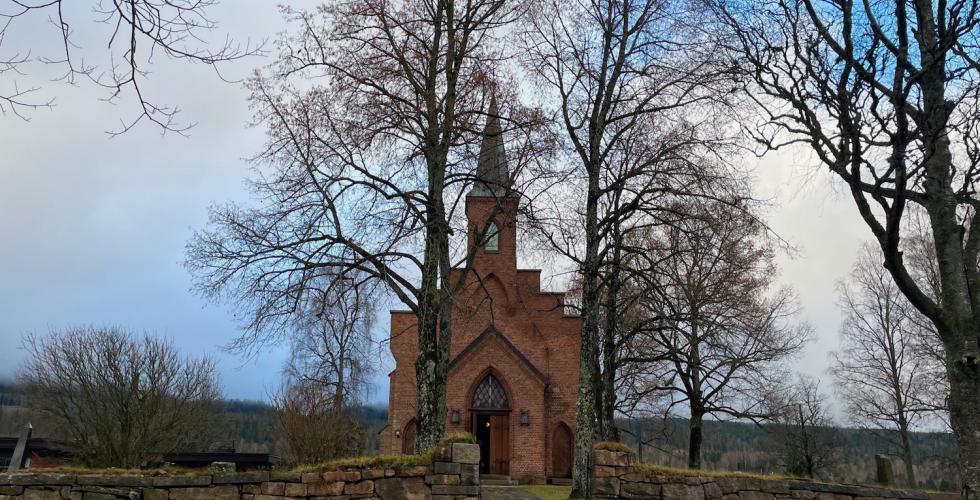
<box><xmin>0</xmin><ymin>1</ymin><xmax>871</xmax><ymax>407</ymax></box>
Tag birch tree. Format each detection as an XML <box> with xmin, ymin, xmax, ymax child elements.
<box><xmin>520</xmin><ymin>0</ymin><xmax>734</xmax><ymax>493</ymax></box>
<box><xmin>832</xmin><ymin>245</ymin><xmax>948</xmax><ymax>487</ymax></box>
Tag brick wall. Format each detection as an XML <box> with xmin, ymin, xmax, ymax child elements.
<box><xmin>591</xmin><ymin>449</ymin><xmax>959</xmax><ymax>500</ymax></box>
<box><xmin>0</xmin><ymin>443</ymin><xmax>480</xmax><ymax>500</ymax></box>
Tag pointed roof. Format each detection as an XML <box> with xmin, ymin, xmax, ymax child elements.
<box><xmin>471</xmin><ymin>95</ymin><xmax>515</xmax><ymax>197</ymax></box>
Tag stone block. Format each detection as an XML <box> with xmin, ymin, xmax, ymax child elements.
<box><xmin>595</xmin><ymin>465</ymin><xmax>620</xmax><ymax>478</ymax></box>
<box><xmin>375</xmin><ymin>477</ymin><xmax>430</xmax><ymax>500</ymax></box>
<box><xmin>284</xmin><ymin>482</ymin><xmax>307</xmax><ymax>496</ymax></box>
<box><xmin>22</xmin><ymin>488</ymin><xmax>61</xmax><ymax>500</ymax></box>
<box><xmin>151</xmin><ymin>475</ymin><xmax>211</xmax><ymax>487</ymax></box>
<box><xmin>452</xmin><ymin>443</ymin><xmax>480</xmax><ymax>465</ymax></box>
<box><xmin>261</xmin><ymin>481</ymin><xmax>285</xmax><ymax>495</ymax></box>
<box><xmin>433</xmin><ymin>461</ymin><xmax>461</xmax><ymax>475</ymax></box>
<box><xmin>269</xmin><ymin>471</ymin><xmax>302</xmax><ymax>482</ymax></box>
<box><xmin>306</xmin><ymin>481</ymin><xmax>345</xmax><ymax>496</ymax></box>
<box><xmin>169</xmin><ymin>485</ymin><xmax>239</xmax><ymax>500</ymax></box>
<box><xmin>301</xmin><ymin>472</ymin><xmax>322</xmax><ymax>483</ymax></box>
<box><xmin>76</xmin><ymin>475</ymin><xmax>148</xmax><ymax>488</ymax></box>
<box><xmin>398</xmin><ymin>466</ymin><xmax>430</xmax><ymax>477</ymax></box>
<box><xmin>0</xmin><ymin>486</ymin><xmax>22</xmax><ymax>495</ymax></box>
<box><xmin>703</xmin><ymin>482</ymin><xmax>726</xmax><ymax>499</ymax></box>
<box><xmin>460</xmin><ymin>464</ymin><xmax>479</xmax><ymax>485</ymax></box>
<box><xmin>5</xmin><ymin>474</ymin><xmax>75</xmax><ymax>486</ymax></box>
<box><xmin>242</xmin><ymin>484</ymin><xmax>261</xmax><ymax>494</ymax></box>
<box><xmin>323</xmin><ymin>470</ymin><xmax>361</xmax><ymax>482</ymax></box>
<box><xmin>593</xmin><ymin>476</ymin><xmax>621</xmax><ymax>497</ymax></box>
<box><xmin>621</xmin><ymin>480</ymin><xmax>661</xmax><ymax>499</ymax></box>
<box><xmin>430</xmin><ymin>484</ymin><xmax>479</xmax><ymax>495</ymax></box>
<box><xmin>80</xmin><ymin>493</ymin><xmax>117</xmax><ymax>500</ymax></box>
<box><xmin>142</xmin><ymin>488</ymin><xmax>168</xmax><ymax>500</ymax></box>
<box><xmin>662</xmin><ymin>483</ymin><xmax>705</xmax><ymax>500</ymax></box>
<box><xmin>212</xmin><ymin>471</ymin><xmax>270</xmax><ymax>484</ymax></box>
<box><xmin>594</xmin><ymin>450</ymin><xmax>633</xmax><ymax>467</ymax></box>
<box><xmin>74</xmin><ymin>485</ymin><xmax>139</xmax><ymax>499</ymax></box>
<box><xmin>362</xmin><ymin>468</ymin><xmax>387</xmax><ymax>479</ymax></box>
<box><xmin>433</xmin><ymin>444</ymin><xmax>453</xmax><ymax>461</ymax></box>
<box><xmin>344</xmin><ymin>479</ymin><xmax>374</xmax><ymax>496</ymax></box>
<box><xmin>426</xmin><ymin>474</ymin><xmax>459</xmax><ymax>485</ymax></box>
<box><xmin>738</xmin><ymin>491</ymin><xmax>776</xmax><ymax>500</ymax></box>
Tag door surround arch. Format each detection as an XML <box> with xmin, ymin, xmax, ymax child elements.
<box><xmin>467</xmin><ymin>367</ymin><xmax>511</xmax><ymax>475</ymax></box>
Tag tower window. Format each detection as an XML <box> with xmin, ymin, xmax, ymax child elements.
<box><xmin>484</xmin><ymin>222</ymin><xmax>499</xmax><ymax>251</ymax></box>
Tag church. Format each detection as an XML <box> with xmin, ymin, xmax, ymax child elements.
<box><xmin>379</xmin><ymin>101</ymin><xmax>583</xmax><ymax>482</ymax></box>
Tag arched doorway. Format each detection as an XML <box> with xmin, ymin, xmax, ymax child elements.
<box><xmin>470</xmin><ymin>372</ymin><xmax>510</xmax><ymax>475</ymax></box>
<box><xmin>401</xmin><ymin>419</ymin><xmax>417</xmax><ymax>454</ymax></box>
<box><xmin>551</xmin><ymin>423</ymin><xmax>573</xmax><ymax>478</ymax></box>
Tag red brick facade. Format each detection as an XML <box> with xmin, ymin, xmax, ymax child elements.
<box><xmin>379</xmin><ymin>193</ymin><xmax>582</xmax><ymax>482</ymax></box>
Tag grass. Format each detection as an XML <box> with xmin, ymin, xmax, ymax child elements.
<box><xmin>290</xmin><ymin>431</ymin><xmax>475</xmax><ymax>473</ymax></box>
<box><xmin>26</xmin><ymin>465</ymin><xmax>210</xmax><ymax>476</ymax></box>
<box><xmin>633</xmin><ymin>462</ymin><xmax>794</xmax><ymax>481</ymax></box>
<box><xmin>593</xmin><ymin>441</ymin><xmax>633</xmax><ymax>453</ymax></box>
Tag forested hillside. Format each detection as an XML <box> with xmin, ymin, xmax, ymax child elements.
<box><xmin>0</xmin><ymin>381</ymin><xmax>956</xmax><ymax>489</ymax></box>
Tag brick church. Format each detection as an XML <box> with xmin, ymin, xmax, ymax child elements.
<box><xmin>379</xmin><ymin>100</ymin><xmax>582</xmax><ymax>482</ymax></box>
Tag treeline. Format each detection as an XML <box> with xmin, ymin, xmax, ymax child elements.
<box><xmin>0</xmin><ymin>380</ymin><xmax>387</xmax><ymax>458</ymax></box>
<box><xmin>619</xmin><ymin>418</ymin><xmax>958</xmax><ymax>491</ymax></box>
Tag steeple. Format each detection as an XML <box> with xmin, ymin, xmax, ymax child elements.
<box><xmin>471</xmin><ymin>95</ymin><xmax>514</xmax><ymax>197</ymax></box>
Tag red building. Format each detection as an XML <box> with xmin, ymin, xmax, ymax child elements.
<box><xmin>379</xmin><ymin>101</ymin><xmax>582</xmax><ymax>482</ymax></box>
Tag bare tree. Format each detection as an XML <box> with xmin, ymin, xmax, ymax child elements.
<box><xmin>186</xmin><ymin>1</ymin><xmax>546</xmax><ymax>453</ymax></box>
<box><xmin>832</xmin><ymin>244</ymin><xmax>948</xmax><ymax>487</ymax></box>
<box><xmin>638</xmin><ymin>202</ymin><xmax>811</xmax><ymax>469</ymax></box>
<box><xmin>271</xmin><ymin>379</ymin><xmax>363</xmax><ymax>465</ymax></box>
<box><xmin>520</xmin><ymin>0</ymin><xmax>736</xmax><ymax>492</ymax></box>
<box><xmin>0</xmin><ymin>0</ymin><xmax>258</xmax><ymax>134</ymax></box>
<box><xmin>271</xmin><ymin>274</ymin><xmax>375</xmax><ymax>464</ymax></box>
<box><xmin>17</xmin><ymin>326</ymin><xmax>221</xmax><ymax>468</ymax></box>
<box><xmin>768</xmin><ymin>375</ymin><xmax>839</xmax><ymax>480</ymax></box>
<box><xmin>283</xmin><ymin>275</ymin><xmax>376</xmax><ymax>414</ymax></box>
<box><xmin>711</xmin><ymin>0</ymin><xmax>980</xmax><ymax>491</ymax></box>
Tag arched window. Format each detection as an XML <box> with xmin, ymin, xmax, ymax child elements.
<box><xmin>471</xmin><ymin>374</ymin><xmax>508</xmax><ymax>409</ymax></box>
<box><xmin>484</xmin><ymin>222</ymin><xmax>499</xmax><ymax>251</ymax></box>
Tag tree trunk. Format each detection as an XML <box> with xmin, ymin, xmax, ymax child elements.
<box><xmin>571</xmin><ymin>166</ymin><xmax>602</xmax><ymax>499</ymax></box>
<box><xmin>598</xmin><ymin>238</ymin><xmax>622</xmax><ymax>443</ymax></box>
<box><xmin>947</xmin><ymin>352</ymin><xmax>980</xmax><ymax>496</ymax></box>
<box><xmin>688</xmin><ymin>411</ymin><xmax>703</xmax><ymax>469</ymax></box>
<box><xmin>897</xmin><ymin>423</ymin><xmax>916</xmax><ymax>488</ymax></box>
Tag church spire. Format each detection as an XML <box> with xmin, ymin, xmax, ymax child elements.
<box><xmin>471</xmin><ymin>95</ymin><xmax>514</xmax><ymax>197</ymax></box>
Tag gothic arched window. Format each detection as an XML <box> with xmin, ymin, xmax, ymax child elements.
<box><xmin>471</xmin><ymin>374</ymin><xmax>508</xmax><ymax>409</ymax></box>
<box><xmin>484</xmin><ymin>222</ymin><xmax>499</xmax><ymax>251</ymax></box>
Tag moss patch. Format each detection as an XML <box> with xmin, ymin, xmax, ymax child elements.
<box><xmin>593</xmin><ymin>441</ymin><xmax>633</xmax><ymax>453</ymax></box>
<box><xmin>441</xmin><ymin>431</ymin><xmax>476</xmax><ymax>444</ymax></box>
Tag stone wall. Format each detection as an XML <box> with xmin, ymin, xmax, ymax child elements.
<box><xmin>592</xmin><ymin>450</ymin><xmax>960</xmax><ymax>500</ymax></box>
<box><xmin>0</xmin><ymin>443</ymin><xmax>479</xmax><ymax>500</ymax></box>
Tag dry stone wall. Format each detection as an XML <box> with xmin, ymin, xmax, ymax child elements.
<box><xmin>0</xmin><ymin>443</ymin><xmax>480</xmax><ymax>500</ymax></box>
<box><xmin>592</xmin><ymin>449</ymin><xmax>959</xmax><ymax>500</ymax></box>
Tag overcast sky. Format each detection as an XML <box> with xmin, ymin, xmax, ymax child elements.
<box><xmin>0</xmin><ymin>1</ymin><xmax>871</xmax><ymax>406</ymax></box>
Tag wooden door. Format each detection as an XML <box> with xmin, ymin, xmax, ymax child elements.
<box><xmin>489</xmin><ymin>414</ymin><xmax>510</xmax><ymax>475</ymax></box>
<box><xmin>552</xmin><ymin>424</ymin><xmax>572</xmax><ymax>478</ymax></box>
<box><xmin>401</xmin><ymin>420</ymin><xmax>416</xmax><ymax>455</ymax></box>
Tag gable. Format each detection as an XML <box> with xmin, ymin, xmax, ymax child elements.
<box><xmin>448</xmin><ymin>326</ymin><xmax>547</xmax><ymax>386</ymax></box>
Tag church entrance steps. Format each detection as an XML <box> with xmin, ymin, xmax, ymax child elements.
<box><xmin>480</xmin><ymin>474</ymin><xmax>518</xmax><ymax>486</ymax></box>
<box><xmin>548</xmin><ymin>477</ymin><xmax>572</xmax><ymax>485</ymax></box>
<box><xmin>480</xmin><ymin>484</ymin><xmax>574</xmax><ymax>499</ymax></box>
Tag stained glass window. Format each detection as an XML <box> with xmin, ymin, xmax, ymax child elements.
<box><xmin>471</xmin><ymin>374</ymin><xmax>508</xmax><ymax>409</ymax></box>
